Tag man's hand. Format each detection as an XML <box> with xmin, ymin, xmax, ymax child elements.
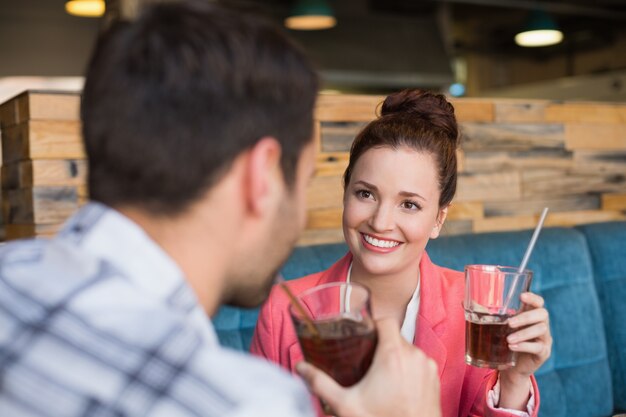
<box><xmin>295</xmin><ymin>318</ymin><xmax>441</xmax><ymax>417</ymax></box>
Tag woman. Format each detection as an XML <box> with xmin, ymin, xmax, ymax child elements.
<box><xmin>250</xmin><ymin>89</ymin><xmax>552</xmax><ymax>417</ymax></box>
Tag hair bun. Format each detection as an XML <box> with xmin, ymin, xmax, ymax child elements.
<box><xmin>380</xmin><ymin>89</ymin><xmax>458</xmax><ymax>145</ymax></box>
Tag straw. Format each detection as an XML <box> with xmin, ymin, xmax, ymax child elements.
<box><xmin>278</xmin><ymin>281</ymin><xmax>320</xmax><ymax>339</ymax></box>
<box><xmin>518</xmin><ymin>207</ymin><xmax>549</xmax><ymax>273</ymax></box>
<box><xmin>503</xmin><ymin>207</ymin><xmax>549</xmax><ymax>310</ymax></box>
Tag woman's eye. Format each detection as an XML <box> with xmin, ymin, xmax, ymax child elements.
<box><xmin>356</xmin><ymin>189</ymin><xmax>373</xmax><ymax>199</ymax></box>
<box><xmin>401</xmin><ymin>201</ymin><xmax>420</xmax><ymax>210</ymax></box>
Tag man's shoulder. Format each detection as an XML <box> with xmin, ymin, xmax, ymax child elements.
<box><xmin>0</xmin><ymin>238</ymin><xmax>313</xmax><ymax>417</ymax></box>
<box><xmin>191</xmin><ymin>346</ymin><xmax>314</xmax><ymax>415</ymax></box>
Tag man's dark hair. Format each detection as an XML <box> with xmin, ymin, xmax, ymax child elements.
<box><xmin>81</xmin><ymin>0</ymin><xmax>318</xmax><ymax>215</ymax></box>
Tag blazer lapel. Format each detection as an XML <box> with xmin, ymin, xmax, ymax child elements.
<box><xmin>414</xmin><ymin>252</ymin><xmax>448</xmax><ymax>378</ymax></box>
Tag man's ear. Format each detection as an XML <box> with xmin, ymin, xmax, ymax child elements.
<box><xmin>430</xmin><ymin>205</ymin><xmax>449</xmax><ymax>239</ymax></box>
<box><xmin>243</xmin><ymin>137</ymin><xmax>283</xmax><ymax>216</ymax></box>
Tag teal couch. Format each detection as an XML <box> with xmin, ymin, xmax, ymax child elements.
<box><xmin>213</xmin><ymin>222</ymin><xmax>626</xmax><ymax>417</ymax></box>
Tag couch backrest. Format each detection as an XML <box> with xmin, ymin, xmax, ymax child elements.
<box><xmin>212</xmin><ymin>227</ymin><xmax>615</xmax><ymax>417</ymax></box>
<box><xmin>576</xmin><ymin>221</ymin><xmax>626</xmax><ymax>413</ymax></box>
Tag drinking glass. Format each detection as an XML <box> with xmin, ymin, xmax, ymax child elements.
<box><xmin>464</xmin><ymin>265</ymin><xmax>533</xmax><ymax>370</ymax></box>
<box><xmin>289</xmin><ymin>282</ymin><xmax>377</xmax><ymax>415</ymax></box>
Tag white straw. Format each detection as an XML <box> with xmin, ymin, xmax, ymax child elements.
<box><xmin>518</xmin><ymin>207</ymin><xmax>549</xmax><ymax>273</ymax></box>
<box><xmin>503</xmin><ymin>207</ymin><xmax>549</xmax><ymax>311</ymax></box>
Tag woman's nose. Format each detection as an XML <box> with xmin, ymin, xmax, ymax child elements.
<box><xmin>368</xmin><ymin>203</ymin><xmax>394</xmax><ymax>232</ymax></box>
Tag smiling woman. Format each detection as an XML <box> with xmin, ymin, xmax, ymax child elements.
<box><xmin>250</xmin><ymin>89</ymin><xmax>551</xmax><ymax>417</ymax></box>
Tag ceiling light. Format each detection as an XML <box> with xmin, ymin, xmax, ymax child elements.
<box><xmin>65</xmin><ymin>0</ymin><xmax>105</xmax><ymax>18</ymax></box>
<box><xmin>515</xmin><ymin>10</ymin><xmax>563</xmax><ymax>47</ymax></box>
<box><xmin>285</xmin><ymin>0</ymin><xmax>336</xmax><ymax>31</ymax></box>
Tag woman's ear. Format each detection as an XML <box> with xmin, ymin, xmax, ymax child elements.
<box><xmin>430</xmin><ymin>205</ymin><xmax>449</xmax><ymax>239</ymax></box>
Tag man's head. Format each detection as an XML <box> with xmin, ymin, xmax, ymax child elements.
<box><xmin>82</xmin><ymin>0</ymin><xmax>318</xmax><ymax>215</ymax></box>
<box><xmin>81</xmin><ymin>1</ymin><xmax>318</xmax><ymax>309</ymax></box>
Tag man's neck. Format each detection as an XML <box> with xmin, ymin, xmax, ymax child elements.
<box><xmin>117</xmin><ymin>204</ymin><xmax>234</xmax><ymax>316</ymax></box>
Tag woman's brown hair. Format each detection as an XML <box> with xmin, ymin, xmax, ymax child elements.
<box><xmin>343</xmin><ymin>89</ymin><xmax>460</xmax><ymax>208</ymax></box>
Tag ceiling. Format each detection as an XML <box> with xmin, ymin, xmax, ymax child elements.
<box><xmin>240</xmin><ymin>0</ymin><xmax>626</xmax><ymax>98</ymax></box>
<box><xmin>1</xmin><ymin>0</ymin><xmax>626</xmax><ymax>101</ymax></box>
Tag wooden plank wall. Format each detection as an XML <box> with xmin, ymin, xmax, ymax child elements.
<box><xmin>0</xmin><ymin>91</ymin><xmax>625</xmax><ymax>243</ymax></box>
<box><xmin>301</xmin><ymin>95</ymin><xmax>626</xmax><ymax>245</ymax></box>
<box><xmin>0</xmin><ymin>91</ymin><xmax>84</xmax><ymax>240</ymax></box>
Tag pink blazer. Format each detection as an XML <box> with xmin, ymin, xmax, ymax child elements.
<box><xmin>250</xmin><ymin>252</ymin><xmax>540</xmax><ymax>417</ymax></box>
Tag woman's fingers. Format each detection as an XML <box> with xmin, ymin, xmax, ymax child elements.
<box><xmin>509</xmin><ymin>307</ymin><xmax>549</xmax><ymax>329</ymax></box>
<box><xmin>508</xmin><ymin>341</ymin><xmax>547</xmax><ymax>355</ymax></box>
<box><xmin>507</xmin><ymin>322</ymin><xmax>549</xmax><ymax>344</ymax></box>
<box><xmin>519</xmin><ymin>292</ymin><xmax>544</xmax><ymax>308</ymax></box>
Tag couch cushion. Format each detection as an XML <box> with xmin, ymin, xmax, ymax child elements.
<box><xmin>427</xmin><ymin>227</ymin><xmax>613</xmax><ymax>417</ymax></box>
<box><xmin>577</xmin><ymin>221</ymin><xmax>626</xmax><ymax>412</ymax></box>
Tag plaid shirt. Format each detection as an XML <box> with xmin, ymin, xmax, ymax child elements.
<box><xmin>0</xmin><ymin>203</ymin><xmax>314</xmax><ymax>417</ymax></box>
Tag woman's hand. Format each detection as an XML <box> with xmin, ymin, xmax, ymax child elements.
<box><xmin>498</xmin><ymin>291</ymin><xmax>552</xmax><ymax>410</ymax></box>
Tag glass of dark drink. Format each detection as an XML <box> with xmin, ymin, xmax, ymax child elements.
<box><xmin>289</xmin><ymin>282</ymin><xmax>377</xmax><ymax>415</ymax></box>
<box><xmin>464</xmin><ymin>265</ymin><xmax>533</xmax><ymax>370</ymax></box>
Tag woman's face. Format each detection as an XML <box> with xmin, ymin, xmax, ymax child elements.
<box><xmin>343</xmin><ymin>146</ymin><xmax>447</xmax><ymax>277</ymax></box>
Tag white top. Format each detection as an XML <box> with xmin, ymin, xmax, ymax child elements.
<box><xmin>346</xmin><ymin>263</ymin><xmax>420</xmax><ymax>343</ymax></box>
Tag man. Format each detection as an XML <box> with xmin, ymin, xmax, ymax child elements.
<box><xmin>0</xmin><ymin>2</ymin><xmax>441</xmax><ymax>416</ymax></box>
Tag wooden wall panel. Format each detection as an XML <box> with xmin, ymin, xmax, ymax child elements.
<box><xmin>2</xmin><ymin>121</ymin><xmax>84</xmax><ymax>163</ymax></box>
<box><xmin>565</xmin><ymin>124</ymin><xmax>626</xmax><ymax>150</ymax></box>
<box><xmin>456</xmin><ymin>172</ymin><xmax>521</xmax><ymax>202</ymax></box>
<box><xmin>602</xmin><ymin>194</ymin><xmax>626</xmax><ymax>211</ymax></box>
<box><xmin>16</xmin><ymin>92</ymin><xmax>80</xmax><ymax>124</ymax></box>
<box><xmin>546</xmin><ymin>103</ymin><xmax>626</xmax><ymax>124</ymax></box>
<box><xmin>494</xmin><ymin>101</ymin><xmax>548</xmax><ymax>123</ymax></box>
<box><xmin>461</xmin><ymin>123</ymin><xmax>564</xmax><ymax>151</ymax></box>
<box><xmin>1</xmin><ymin>91</ymin><xmax>626</xmax><ymax>244</ymax></box>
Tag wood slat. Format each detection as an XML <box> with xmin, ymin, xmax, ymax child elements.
<box><xmin>77</xmin><ymin>184</ymin><xmax>89</xmax><ymax>206</ymax></box>
<box><xmin>494</xmin><ymin>100</ymin><xmax>548</xmax><ymax>123</ymax></box>
<box><xmin>485</xmin><ymin>194</ymin><xmax>600</xmax><ymax>217</ymax></box>
<box><xmin>565</xmin><ymin>124</ymin><xmax>626</xmax><ymax>150</ymax></box>
<box><xmin>461</xmin><ymin>122</ymin><xmax>564</xmax><ymax>151</ymax></box>
<box><xmin>450</xmin><ymin>99</ymin><xmax>494</xmax><ymax>122</ymax></box>
<box><xmin>306</xmin><ymin>175</ymin><xmax>344</xmax><ymax>210</ymax></box>
<box><xmin>546</xmin><ymin>102</ymin><xmax>626</xmax><ymax>124</ymax></box>
<box><xmin>320</xmin><ymin>121</ymin><xmax>366</xmax><ymax>152</ymax></box>
<box><xmin>0</xmin><ymin>98</ymin><xmax>18</xmax><ymax>128</ymax></box>
<box><xmin>544</xmin><ymin>210</ymin><xmax>626</xmax><ymax>227</ymax></box>
<box><xmin>3</xmin><ymin>186</ymin><xmax>78</xmax><ymax>224</ymax></box>
<box><xmin>522</xmin><ymin>168</ymin><xmax>626</xmax><ymax>198</ymax></box>
<box><xmin>439</xmin><ymin>219</ymin><xmax>473</xmax><ymax>236</ymax></box>
<box><xmin>2</xmin><ymin>120</ymin><xmax>84</xmax><ymax>163</ymax></box>
<box><xmin>313</xmin><ymin>120</ymin><xmax>321</xmax><ymax>153</ymax></box>
<box><xmin>573</xmin><ymin>150</ymin><xmax>626</xmax><ymax>173</ymax></box>
<box><xmin>602</xmin><ymin>193</ymin><xmax>626</xmax><ymax>211</ymax></box>
<box><xmin>315</xmin><ymin>94</ymin><xmax>383</xmax><ymax>122</ymax></box>
<box><xmin>463</xmin><ymin>149</ymin><xmax>573</xmax><ymax>173</ymax></box>
<box><xmin>447</xmin><ymin>202</ymin><xmax>484</xmax><ymax>220</ymax></box>
<box><xmin>473</xmin><ymin>215</ymin><xmax>537</xmax><ymax>233</ymax></box>
<box><xmin>316</xmin><ymin>152</ymin><xmax>349</xmax><ymax>177</ymax></box>
<box><xmin>2</xmin><ymin>159</ymin><xmax>87</xmax><ymax>188</ymax></box>
<box><xmin>456</xmin><ymin>149</ymin><xmax>465</xmax><ymax>173</ymax></box>
<box><xmin>456</xmin><ymin>172</ymin><xmax>521</xmax><ymax>202</ymax></box>
<box><xmin>307</xmin><ymin>207</ymin><xmax>342</xmax><ymax>229</ymax></box>
<box><xmin>5</xmin><ymin>223</ymin><xmax>61</xmax><ymax>240</ymax></box>
<box><xmin>297</xmin><ymin>228</ymin><xmax>345</xmax><ymax>246</ymax></box>
<box><xmin>16</xmin><ymin>91</ymin><xmax>80</xmax><ymax>124</ymax></box>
